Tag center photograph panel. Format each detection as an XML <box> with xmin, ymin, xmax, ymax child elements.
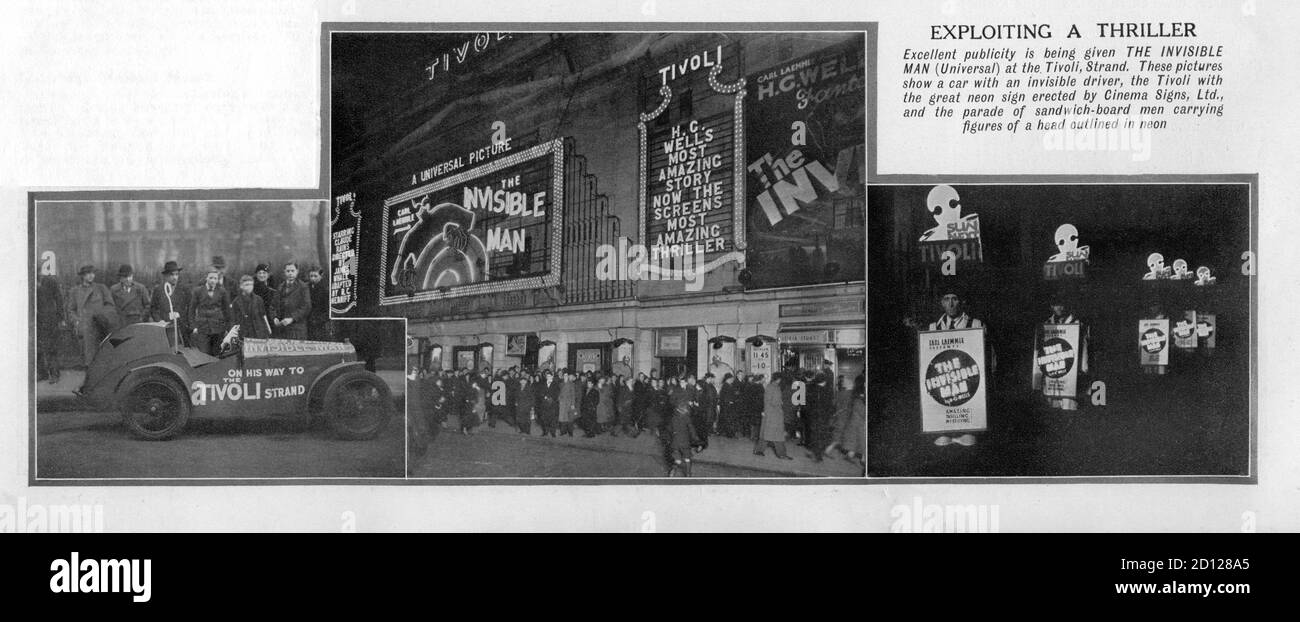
<box><xmin>328</xmin><ymin>28</ymin><xmax>869</xmax><ymax>479</ymax></box>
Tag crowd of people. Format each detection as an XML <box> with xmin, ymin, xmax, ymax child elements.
<box><xmin>409</xmin><ymin>364</ymin><xmax>866</xmax><ymax>477</ymax></box>
<box><xmin>36</xmin><ymin>255</ymin><xmax>331</xmax><ymax>381</ymax></box>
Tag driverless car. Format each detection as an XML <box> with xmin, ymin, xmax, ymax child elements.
<box><xmin>77</xmin><ymin>321</ymin><xmax>393</xmax><ymax>440</ymax></box>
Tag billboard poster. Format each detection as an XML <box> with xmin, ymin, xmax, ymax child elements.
<box><xmin>537</xmin><ymin>342</ymin><xmax>557</xmax><ymax>372</ymax></box>
<box><xmin>455</xmin><ymin>349</ymin><xmax>477</xmax><ymax>372</ymax></box>
<box><xmin>1139</xmin><ymin>319</ymin><xmax>1171</xmax><ymax>366</ymax></box>
<box><xmin>329</xmin><ymin>192</ymin><xmax>360</xmax><ymax>314</ymax></box>
<box><xmin>1173</xmin><ymin>310</ymin><xmax>1199</xmax><ymax>350</ymax></box>
<box><xmin>744</xmin><ymin>37</ymin><xmax>866</xmax><ymax>288</ymax></box>
<box><xmin>749</xmin><ymin>342</ymin><xmax>773</xmax><ymax>379</ymax></box>
<box><xmin>379</xmin><ymin>139</ymin><xmax>564</xmax><ymax>305</ymax></box>
<box><xmin>1032</xmin><ymin>323</ymin><xmax>1081</xmax><ymax>399</ymax></box>
<box><xmin>917</xmin><ymin>327</ymin><xmax>988</xmax><ymax>434</ymax></box>
<box><xmin>506</xmin><ymin>333</ymin><xmax>530</xmax><ymax>356</ymax></box>
<box><xmin>655</xmin><ymin>329</ymin><xmax>688</xmax><ymax>358</ymax></box>
<box><xmin>576</xmin><ymin>349</ymin><xmax>602</xmax><ymax>373</ymax></box>
<box><xmin>707</xmin><ymin>340</ymin><xmax>737</xmax><ymax>379</ymax></box>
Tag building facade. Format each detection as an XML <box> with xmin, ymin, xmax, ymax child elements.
<box><xmin>332</xmin><ymin>31</ymin><xmax>868</xmax><ymax>380</ymax></box>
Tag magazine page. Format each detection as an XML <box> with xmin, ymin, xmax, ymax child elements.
<box><xmin>1</xmin><ymin>0</ymin><xmax>1294</xmax><ymax>535</ymax></box>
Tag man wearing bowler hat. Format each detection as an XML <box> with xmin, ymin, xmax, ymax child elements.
<box><xmin>151</xmin><ymin>261</ymin><xmax>190</xmax><ymax>347</ymax></box>
<box><xmin>67</xmin><ymin>265</ymin><xmax>116</xmax><ymax>366</ymax></box>
<box><xmin>110</xmin><ymin>264</ymin><xmax>151</xmax><ymax>326</ymax></box>
<box><xmin>210</xmin><ymin>255</ymin><xmax>239</xmax><ymax>300</ymax></box>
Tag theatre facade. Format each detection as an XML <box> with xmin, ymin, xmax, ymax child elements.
<box><xmin>330</xmin><ymin>30</ymin><xmax>867</xmax><ymax>381</ymax></box>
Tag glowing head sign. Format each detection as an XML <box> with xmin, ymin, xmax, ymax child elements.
<box><xmin>917</xmin><ymin>185</ymin><xmax>983</xmax><ymax>265</ymax></box>
<box><xmin>1142</xmin><ymin>252</ymin><xmax>1172</xmax><ymax>280</ymax></box>
<box><xmin>1195</xmin><ymin>266</ymin><xmax>1217</xmax><ymax>286</ymax></box>
<box><xmin>1044</xmin><ymin>223</ymin><xmax>1089</xmax><ymax>279</ymax></box>
<box><xmin>1049</xmin><ymin>224</ymin><xmax>1089</xmax><ymax>262</ymax></box>
<box><xmin>1171</xmin><ymin>258</ymin><xmax>1192</xmax><ymax>280</ymax></box>
<box><xmin>919</xmin><ymin>185</ymin><xmax>980</xmax><ymax>242</ymax></box>
<box><xmin>379</xmin><ymin>140</ymin><xmax>564</xmax><ymax>305</ymax></box>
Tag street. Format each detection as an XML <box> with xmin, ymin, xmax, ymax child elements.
<box><xmin>36</xmin><ymin>406</ymin><xmax>404</xmax><ymax>479</ymax></box>
<box><xmin>34</xmin><ymin>370</ymin><xmax>406</xmax><ymax>480</ymax></box>
<box><xmin>409</xmin><ymin>427</ymin><xmax>785</xmax><ymax>478</ymax></box>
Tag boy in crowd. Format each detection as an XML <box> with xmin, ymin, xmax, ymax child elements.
<box><xmin>306</xmin><ymin>266</ymin><xmax>331</xmax><ymax>340</ymax></box>
<box><xmin>231</xmin><ymin>275</ymin><xmax>272</xmax><ymax>340</ymax></box>
<box><xmin>189</xmin><ymin>269</ymin><xmax>232</xmax><ymax>355</ymax></box>
<box><xmin>273</xmin><ymin>262</ymin><xmax>311</xmax><ymax>340</ymax></box>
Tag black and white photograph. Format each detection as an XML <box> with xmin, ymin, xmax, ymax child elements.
<box><xmin>31</xmin><ymin>197</ymin><xmax>406</xmax><ymax>481</ymax></box>
<box><xmin>866</xmin><ymin>182</ymin><xmax>1255</xmax><ymax>480</ymax></box>
<box><xmin>331</xmin><ymin>29</ymin><xmax>868</xmax><ymax>478</ymax></box>
<box><xmin>6</xmin><ymin>0</ymin><xmax>1300</xmax><ymax>543</ymax></box>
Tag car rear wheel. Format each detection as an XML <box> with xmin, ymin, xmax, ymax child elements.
<box><xmin>324</xmin><ymin>370</ymin><xmax>392</xmax><ymax>440</ymax></box>
<box><xmin>119</xmin><ymin>372</ymin><xmax>191</xmax><ymax>440</ymax></box>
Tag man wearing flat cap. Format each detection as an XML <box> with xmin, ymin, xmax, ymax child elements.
<box><xmin>67</xmin><ymin>265</ymin><xmax>116</xmax><ymax>366</ymax></box>
<box><xmin>110</xmin><ymin>264</ymin><xmax>151</xmax><ymax>326</ymax></box>
<box><xmin>273</xmin><ymin>261</ymin><xmax>311</xmax><ymax>340</ymax></box>
<box><xmin>151</xmin><ymin>261</ymin><xmax>190</xmax><ymax>346</ymax></box>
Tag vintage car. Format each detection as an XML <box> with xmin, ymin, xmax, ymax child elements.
<box><xmin>77</xmin><ymin>322</ymin><xmax>392</xmax><ymax>440</ymax></box>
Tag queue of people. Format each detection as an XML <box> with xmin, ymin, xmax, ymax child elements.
<box><xmin>409</xmin><ymin>365</ymin><xmax>867</xmax><ymax>477</ymax></box>
<box><xmin>36</xmin><ymin>255</ymin><xmax>333</xmax><ymax>378</ymax></box>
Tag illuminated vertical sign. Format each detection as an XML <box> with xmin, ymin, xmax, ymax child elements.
<box><xmin>330</xmin><ymin>192</ymin><xmax>361</xmax><ymax>314</ymax></box>
<box><xmin>638</xmin><ymin>43</ymin><xmax>747</xmax><ymax>291</ymax></box>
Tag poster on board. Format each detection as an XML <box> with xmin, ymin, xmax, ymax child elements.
<box><xmin>1139</xmin><ymin>319</ymin><xmax>1171</xmax><ymax>366</ymax></box>
<box><xmin>917</xmin><ymin>327</ymin><xmax>988</xmax><ymax>434</ymax></box>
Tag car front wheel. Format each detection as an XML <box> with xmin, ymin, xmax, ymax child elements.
<box><xmin>119</xmin><ymin>371</ymin><xmax>191</xmax><ymax>440</ymax></box>
<box><xmin>323</xmin><ymin>370</ymin><xmax>392</xmax><ymax>440</ymax></box>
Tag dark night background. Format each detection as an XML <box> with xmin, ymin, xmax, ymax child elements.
<box><xmin>331</xmin><ymin>31</ymin><xmax>865</xmax><ymax>316</ymax></box>
<box><xmin>868</xmin><ymin>183</ymin><xmax>1253</xmax><ymax>477</ymax></box>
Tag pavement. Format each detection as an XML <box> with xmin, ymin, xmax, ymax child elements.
<box><xmin>38</xmin><ymin>370</ymin><xmax>862</xmax><ymax>478</ymax></box>
<box><xmin>415</xmin><ymin>413</ymin><xmax>864</xmax><ymax>478</ymax></box>
<box><xmin>408</xmin><ymin>428</ymin><xmax>782</xmax><ymax>478</ymax></box>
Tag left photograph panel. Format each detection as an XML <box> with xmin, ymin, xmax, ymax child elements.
<box><xmin>31</xmin><ymin>197</ymin><xmax>406</xmax><ymax>482</ymax></box>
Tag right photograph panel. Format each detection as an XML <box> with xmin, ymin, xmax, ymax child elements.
<box><xmin>867</xmin><ymin>182</ymin><xmax>1254</xmax><ymax>479</ymax></box>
